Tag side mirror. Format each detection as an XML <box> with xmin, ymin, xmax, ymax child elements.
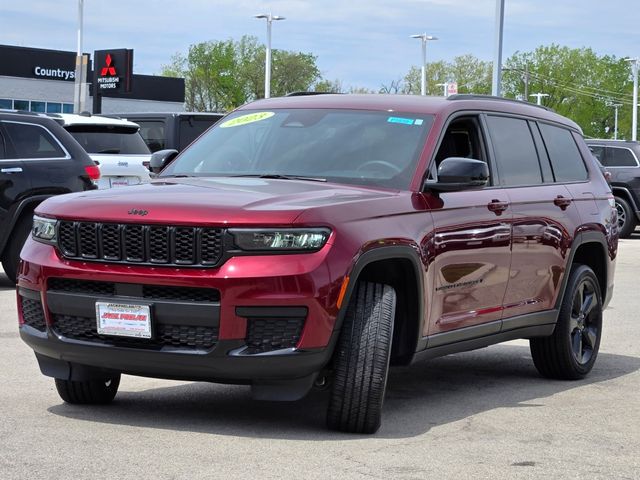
<box><xmin>426</xmin><ymin>157</ymin><xmax>489</xmax><ymax>192</ymax></box>
<box><xmin>149</xmin><ymin>149</ymin><xmax>178</xmax><ymax>174</ymax></box>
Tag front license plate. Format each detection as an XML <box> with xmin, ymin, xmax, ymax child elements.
<box><xmin>96</xmin><ymin>302</ymin><xmax>152</xmax><ymax>338</ymax></box>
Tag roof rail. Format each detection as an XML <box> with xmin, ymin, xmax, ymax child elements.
<box><xmin>0</xmin><ymin>109</ymin><xmax>42</xmax><ymax>117</ymax></box>
<box><xmin>447</xmin><ymin>94</ymin><xmax>553</xmax><ymax>112</ymax></box>
<box><xmin>284</xmin><ymin>91</ymin><xmax>342</xmax><ymax>97</ymax></box>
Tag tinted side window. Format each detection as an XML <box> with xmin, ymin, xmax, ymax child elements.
<box><xmin>3</xmin><ymin>122</ymin><xmax>65</xmax><ymax>159</ymax></box>
<box><xmin>539</xmin><ymin>123</ymin><xmax>587</xmax><ymax>182</ymax></box>
<box><xmin>0</xmin><ymin>131</ymin><xmax>5</xmax><ymax>159</ymax></box>
<box><xmin>607</xmin><ymin>147</ymin><xmax>638</xmax><ymax>167</ymax></box>
<box><xmin>589</xmin><ymin>145</ymin><xmax>605</xmax><ymax>164</ymax></box>
<box><xmin>137</xmin><ymin>120</ymin><xmax>166</xmax><ymax>153</ymax></box>
<box><xmin>486</xmin><ymin>115</ymin><xmax>542</xmax><ymax>186</ymax></box>
<box><xmin>179</xmin><ymin>118</ymin><xmax>218</xmax><ymax>150</ymax></box>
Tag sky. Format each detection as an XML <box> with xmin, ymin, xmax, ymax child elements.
<box><xmin>0</xmin><ymin>0</ymin><xmax>639</xmax><ymax>90</ymax></box>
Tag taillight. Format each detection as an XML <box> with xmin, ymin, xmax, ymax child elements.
<box><xmin>84</xmin><ymin>164</ymin><xmax>101</xmax><ymax>180</ymax></box>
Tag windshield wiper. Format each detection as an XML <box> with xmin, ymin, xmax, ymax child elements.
<box><xmin>160</xmin><ymin>174</ymin><xmax>193</xmax><ymax>178</ymax></box>
<box><xmin>97</xmin><ymin>148</ymin><xmax>121</xmax><ymax>154</ymax></box>
<box><xmin>230</xmin><ymin>174</ymin><xmax>327</xmax><ymax>182</ymax></box>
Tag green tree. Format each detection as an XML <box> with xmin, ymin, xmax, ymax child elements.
<box><xmin>162</xmin><ymin>36</ymin><xmax>323</xmax><ymax>112</ymax></box>
<box><xmin>502</xmin><ymin>44</ymin><xmax>633</xmax><ymax>139</ymax></box>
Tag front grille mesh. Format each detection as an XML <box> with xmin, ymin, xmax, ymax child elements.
<box><xmin>48</xmin><ymin>278</ymin><xmax>220</xmax><ymax>302</ymax></box>
<box><xmin>57</xmin><ymin>221</ymin><xmax>223</xmax><ymax>267</ymax></box>
<box><xmin>245</xmin><ymin>318</ymin><xmax>304</xmax><ymax>354</ymax></box>
<box><xmin>20</xmin><ymin>297</ymin><xmax>46</xmax><ymax>332</ymax></box>
<box><xmin>52</xmin><ymin>314</ymin><xmax>218</xmax><ymax>350</ymax></box>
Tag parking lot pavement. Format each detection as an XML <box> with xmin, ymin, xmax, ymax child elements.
<box><xmin>1</xmin><ymin>241</ymin><xmax>639</xmax><ymax>480</ymax></box>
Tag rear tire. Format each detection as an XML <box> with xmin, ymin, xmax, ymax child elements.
<box><xmin>327</xmin><ymin>281</ymin><xmax>396</xmax><ymax>434</ymax></box>
<box><xmin>530</xmin><ymin>265</ymin><xmax>602</xmax><ymax>380</ymax></box>
<box><xmin>1</xmin><ymin>213</ymin><xmax>33</xmax><ymax>283</ymax></box>
<box><xmin>54</xmin><ymin>374</ymin><xmax>121</xmax><ymax>404</ymax></box>
<box><xmin>615</xmin><ymin>196</ymin><xmax>636</xmax><ymax>238</ymax></box>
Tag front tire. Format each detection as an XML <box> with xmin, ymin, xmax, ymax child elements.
<box><xmin>530</xmin><ymin>265</ymin><xmax>602</xmax><ymax>380</ymax></box>
<box><xmin>55</xmin><ymin>374</ymin><xmax>121</xmax><ymax>404</ymax></box>
<box><xmin>327</xmin><ymin>281</ymin><xmax>396</xmax><ymax>434</ymax></box>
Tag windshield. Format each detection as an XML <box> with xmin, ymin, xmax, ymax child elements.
<box><xmin>67</xmin><ymin>125</ymin><xmax>150</xmax><ymax>155</ymax></box>
<box><xmin>161</xmin><ymin>109</ymin><xmax>433</xmax><ymax>189</ymax></box>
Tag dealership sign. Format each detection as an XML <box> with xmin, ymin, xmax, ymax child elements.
<box><xmin>33</xmin><ymin>66</ymin><xmax>75</xmax><ymax>81</ymax></box>
<box><xmin>94</xmin><ymin>49</ymin><xmax>133</xmax><ymax>93</ymax></box>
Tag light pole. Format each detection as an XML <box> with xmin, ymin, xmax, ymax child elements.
<box><xmin>410</xmin><ymin>33</ymin><xmax>438</xmax><ymax>96</ymax></box>
<box><xmin>492</xmin><ymin>0</ymin><xmax>505</xmax><ymax>96</ymax></box>
<box><xmin>607</xmin><ymin>102</ymin><xmax>623</xmax><ymax>140</ymax></box>
<box><xmin>530</xmin><ymin>93</ymin><xmax>549</xmax><ymax>106</ymax></box>
<box><xmin>254</xmin><ymin>13</ymin><xmax>285</xmax><ymax>99</ymax></box>
<box><xmin>626</xmin><ymin>58</ymin><xmax>639</xmax><ymax>141</ymax></box>
<box><xmin>73</xmin><ymin>0</ymin><xmax>88</xmax><ymax>113</ymax></box>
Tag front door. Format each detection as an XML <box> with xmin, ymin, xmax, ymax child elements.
<box><xmin>0</xmin><ymin>124</ymin><xmax>28</xmax><ymax>238</ymax></box>
<box><xmin>424</xmin><ymin>115</ymin><xmax>512</xmax><ymax>339</ymax></box>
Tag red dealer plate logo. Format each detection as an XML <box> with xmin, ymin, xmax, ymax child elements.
<box><xmin>96</xmin><ymin>302</ymin><xmax>152</xmax><ymax>338</ymax></box>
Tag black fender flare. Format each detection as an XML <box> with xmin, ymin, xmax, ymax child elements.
<box><xmin>611</xmin><ymin>186</ymin><xmax>640</xmax><ymax>219</ymax></box>
<box><xmin>554</xmin><ymin>230</ymin><xmax>610</xmax><ymax>311</ymax></box>
<box><xmin>0</xmin><ymin>195</ymin><xmax>52</xmax><ymax>256</ymax></box>
<box><xmin>333</xmin><ymin>245</ymin><xmax>425</xmax><ymax>355</ymax></box>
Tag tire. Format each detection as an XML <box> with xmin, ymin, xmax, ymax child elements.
<box><xmin>327</xmin><ymin>281</ymin><xmax>396</xmax><ymax>434</ymax></box>
<box><xmin>615</xmin><ymin>196</ymin><xmax>637</xmax><ymax>238</ymax></box>
<box><xmin>1</xmin><ymin>213</ymin><xmax>33</xmax><ymax>283</ymax></box>
<box><xmin>530</xmin><ymin>265</ymin><xmax>602</xmax><ymax>380</ymax></box>
<box><xmin>54</xmin><ymin>374</ymin><xmax>121</xmax><ymax>404</ymax></box>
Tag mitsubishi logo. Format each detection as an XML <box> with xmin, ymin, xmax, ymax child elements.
<box><xmin>101</xmin><ymin>54</ymin><xmax>117</xmax><ymax>77</ymax></box>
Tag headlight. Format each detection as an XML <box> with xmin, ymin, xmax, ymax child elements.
<box><xmin>230</xmin><ymin>228</ymin><xmax>330</xmax><ymax>252</ymax></box>
<box><xmin>32</xmin><ymin>215</ymin><xmax>57</xmax><ymax>244</ymax></box>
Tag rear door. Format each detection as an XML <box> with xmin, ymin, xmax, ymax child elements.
<box><xmin>0</xmin><ymin>123</ymin><xmax>28</xmax><ymax>241</ymax></box>
<box><xmin>489</xmin><ymin>116</ymin><xmax>584</xmax><ymax>325</ymax></box>
<box><xmin>3</xmin><ymin>120</ymin><xmax>75</xmax><ymax>194</ymax></box>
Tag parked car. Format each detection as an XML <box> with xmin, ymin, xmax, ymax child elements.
<box><xmin>586</xmin><ymin>139</ymin><xmax>640</xmax><ymax>237</ymax></box>
<box><xmin>57</xmin><ymin>113</ymin><xmax>152</xmax><ymax>189</ymax></box>
<box><xmin>18</xmin><ymin>94</ymin><xmax>617</xmax><ymax>434</ymax></box>
<box><xmin>0</xmin><ymin>110</ymin><xmax>98</xmax><ymax>282</ymax></box>
<box><xmin>114</xmin><ymin>112</ymin><xmax>224</xmax><ymax>153</ymax></box>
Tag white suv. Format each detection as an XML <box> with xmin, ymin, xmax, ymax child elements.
<box><xmin>57</xmin><ymin>114</ymin><xmax>152</xmax><ymax>189</ymax></box>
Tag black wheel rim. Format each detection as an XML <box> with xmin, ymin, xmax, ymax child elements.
<box><xmin>569</xmin><ymin>278</ymin><xmax>600</xmax><ymax>365</ymax></box>
<box><xmin>616</xmin><ymin>201</ymin><xmax>626</xmax><ymax>229</ymax></box>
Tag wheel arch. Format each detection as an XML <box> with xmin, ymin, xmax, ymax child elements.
<box><xmin>336</xmin><ymin>246</ymin><xmax>425</xmax><ymax>366</ymax></box>
<box><xmin>556</xmin><ymin>232</ymin><xmax>609</xmax><ymax>311</ymax></box>
<box><xmin>0</xmin><ymin>194</ymin><xmax>51</xmax><ymax>256</ymax></box>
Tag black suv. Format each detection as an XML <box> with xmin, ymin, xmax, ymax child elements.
<box><xmin>114</xmin><ymin>112</ymin><xmax>224</xmax><ymax>153</ymax></box>
<box><xmin>0</xmin><ymin>111</ymin><xmax>98</xmax><ymax>282</ymax></box>
<box><xmin>586</xmin><ymin>139</ymin><xmax>640</xmax><ymax>237</ymax></box>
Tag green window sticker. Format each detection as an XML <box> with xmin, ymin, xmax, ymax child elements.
<box><xmin>220</xmin><ymin>111</ymin><xmax>275</xmax><ymax>128</ymax></box>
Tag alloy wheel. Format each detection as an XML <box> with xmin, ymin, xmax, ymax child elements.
<box><xmin>569</xmin><ymin>278</ymin><xmax>599</xmax><ymax>365</ymax></box>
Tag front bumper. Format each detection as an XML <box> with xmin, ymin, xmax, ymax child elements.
<box><xmin>17</xmin><ymin>236</ymin><xmax>346</xmax><ymax>388</ymax></box>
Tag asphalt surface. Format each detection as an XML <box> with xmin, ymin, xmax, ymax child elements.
<box><xmin>1</xmin><ymin>239</ymin><xmax>639</xmax><ymax>479</ymax></box>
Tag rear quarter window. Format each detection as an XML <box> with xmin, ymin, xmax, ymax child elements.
<box><xmin>3</xmin><ymin>121</ymin><xmax>66</xmax><ymax>159</ymax></box>
<box><xmin>539</xmin><ymin>123</ymin><xmax>588</xmax><ymax>182</ymax></box>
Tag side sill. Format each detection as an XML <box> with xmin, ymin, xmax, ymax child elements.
<box><xmin>412</xmin><ymin>324</ymin><xmax>556</xmax><ymax>363</ymax></box>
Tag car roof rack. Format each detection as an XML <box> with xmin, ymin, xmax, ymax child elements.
<box><xmin>447</xmin><ymin>94</ymin><xmax>553</xmax><ymax>112</ymax></box>
<box><xmin>284</xmin><ymin>91</ymin><xmax>343</xmax><ymax>97</ymax></box>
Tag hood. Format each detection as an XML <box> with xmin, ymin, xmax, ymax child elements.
<box><xmin>37</xmin><ymin>177</ymin><xmax>401</xmax><ymax>226</ymax></box>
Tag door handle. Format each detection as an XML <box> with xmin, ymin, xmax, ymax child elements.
<box><xmin>1</xmin><ymin>167</ymin><xmax>22</xmax><ymax>173</ymax></box>
<box><xmin>487</xmin><ymin>199</ymin><xmax>509</xmax><ymax>215</ymax></box>
<box><xmin>553</xmin><ymin>195</ymin><xmax>572</xmax><ymax>210</ymax></box>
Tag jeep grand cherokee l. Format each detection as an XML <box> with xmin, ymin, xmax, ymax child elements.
<box><xmin>17</xmin><ymin>94</ymin><xmax>617</xmax><ymax>434</ymax></box>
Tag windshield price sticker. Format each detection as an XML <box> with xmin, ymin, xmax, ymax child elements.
<box><xmin>96</xmin><ymin>302</ymin><xmax>152</xmax><ymax>338</ymax></box>
<box><xmin>220</xmin><ymin>111</ymin><xmax>275</xmax><ymax>128</ymax></box>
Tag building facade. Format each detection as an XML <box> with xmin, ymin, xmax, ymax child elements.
<box><xmin>0</xmin><ymin>45</ymin><xmax>185</xmax><ymax>114</ymax></box>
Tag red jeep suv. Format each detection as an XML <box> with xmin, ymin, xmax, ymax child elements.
<box><xmin>17</xmin><ymin>94</ymin><xmax>617</xmax><ymax>434</ymax></box>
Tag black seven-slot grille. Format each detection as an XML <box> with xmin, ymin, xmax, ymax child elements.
<box><xmin>57</xmin><ymin>221</ymin><xmax>223</xmax><ymax>267</ymax></box>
